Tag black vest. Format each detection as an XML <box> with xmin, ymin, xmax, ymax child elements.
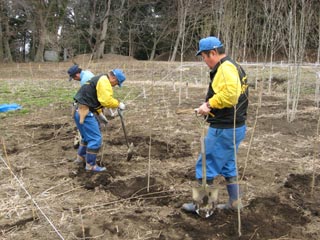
<box><xmin>205</xmin><ymin>56</ymin><xmax>249</xmax><ymax>128</ymax></box>
<box><xmin>74</xmin><ymin>74</ymin><xmax>105</xmax><ymax>113</ymax></box>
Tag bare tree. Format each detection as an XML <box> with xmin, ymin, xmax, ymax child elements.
<box><xmin>93</xmin><ymin>0</ymin><xmax>112</xmax><ymax>59</ymax></box>
<box><xmin>170</xmin><ymin>0</ymin><xmax>190</xmax><ymax>62</ymax></box>
<box><xmin>315</xmin><ymin>72</ymin><xmax>320</xmax><ymax>107</ymax></box>
<box><xmin>265</xmin><ymin>0</ymin><xmax>286</xmax><ymax>94</ymax></box>
<box><xmin>0</xmin><ymin>1</ymin><xmax>13</xmax><ymax>62</ymax></box>
<box><xmin>286</xmin><ymin>0</ymin><xmax>314</xmax><ymax>122</ymax></box>
<box><xmin>33</xmin><ymin>1</ymin><xmax>54</xmax><ymax>62</ymax></box>
<box><xmin>242</xmin><ymin>0</ymin><xmax>249</xmax><ymax>62</ymax></box>
<box><xmin>317</xmin><ymin>10</ymin><xmax>320</xmax><ymax>64</ymax></box>
<box><xmin>0</xmin><ymin>0</ymin><xmax>319</xmax><ymax>63</ymax></box>
<box><xmin>0</xmin><ymin>3</ymin><xmax>4</xmax><ymax>62</ymax></box>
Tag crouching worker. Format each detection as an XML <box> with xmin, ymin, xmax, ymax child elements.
<box><xmin>67</xmin><ymin>64</ymin><xmax>94</xmax><ymax>86</ymax></box>
<box><xmin>73</xmin><ymin>69</ymin><xmax>126</xmax><ymax>172</ymax></box>
<box><xmin>67</xmin><ymin>64</ymin><xmax>95</xmax><ymax>151</ymax></box>
<box><xmin>182</xmin><ymin>36</ymin><xmax>249</xmax><ymax>212</ymax></box>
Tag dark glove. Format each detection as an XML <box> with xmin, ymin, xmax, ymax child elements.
<box><xmin>98</xmin><ymin>112</ymin><xmax>109</xmax><ymax>125</ymax></box>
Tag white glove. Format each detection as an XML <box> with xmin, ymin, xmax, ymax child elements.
<box><xmin>118</xmin><ymin>102</ymin><xmax>126</xmax><ymax>110</ymax></box>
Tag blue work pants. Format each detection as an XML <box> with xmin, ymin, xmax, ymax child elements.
<box><xmin>195</xmin><ymin>125</ymin><xmax>246</xmax><ymax>180</ymax></box>
<box><xmin>74</xmin><ymin>111</ymin><xmax>102</xmax><ymax>152</ymax></box>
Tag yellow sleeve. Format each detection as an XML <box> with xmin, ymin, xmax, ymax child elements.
<box><xmin>96</xmin><ymin>76</ymin><xmax>120</xmax><ymax>108</ymax></box>
<box><xmin>208</xmin><ymin>61</ymin><xmax>241</xmax><ymax>109</ymax></box>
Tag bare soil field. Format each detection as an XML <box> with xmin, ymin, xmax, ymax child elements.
<box><xmin>0</xmin><ymin>60</ymin><xmax>319</xmax><ymax>240</ymax></box>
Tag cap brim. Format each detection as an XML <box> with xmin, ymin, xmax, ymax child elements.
<box><xmin>195</xmin><ymin>50</ymin><xmax>202</xmax><ymax>56</ymax></box>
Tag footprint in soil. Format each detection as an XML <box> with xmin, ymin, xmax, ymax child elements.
<box><xmin>69</xmin><ymin>164</ymin><xmax>114</xmax><ymax>190</ymax></box>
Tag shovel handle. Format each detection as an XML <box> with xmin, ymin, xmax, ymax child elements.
<box><xmin>200</xmin><ymin>128</ymin><xmax>207</xmax><ymax>188</ymax></box>
<box><xmin>117</xmin><ymin>109</ymin><xmax>130</xmax><ymax>148</ymax></box>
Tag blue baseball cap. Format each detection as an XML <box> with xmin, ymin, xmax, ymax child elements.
<box><xmin>67</xmin><ymin>64</ymin><xmax>80</xmax><ymax>81</ymax></box>
<box><xmin>196</xmin><ymin>36</ymin><xmax>223</xmax><ymax>56</ymax></box>
<box><xmin>112</xmin><ymin>69</ymin><xmax>126</xmax><ymax>87</ymax></box>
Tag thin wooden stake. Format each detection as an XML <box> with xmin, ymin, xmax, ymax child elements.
<box><xmin>147</xmin><ymin>80</ymin><xmax>155</xmax><ymax>192</ymax></box>
<box><xmin>311</xmin><ymin>112</ymin><xmax>320</xmax><ymax>196</ymax></box>
<box><xmin>233</xmin><ymin>106</ymin><xmax>242</xmax><ymax>237</ymax></box>
<box><xmin>241</xmin><ymin>105</ymin><xmax>259</xmax><ymax>181</ymax></box>
<box><xmin>79</xmin><ymin>206</ymin><xmax>85</xmax><ymax>240</ymax></box>
<box><xmin>185</xmin><ymin>82</ymin><xmax>189</xmax><ymax>99</ymax></box>
<box><xmin>2</xmin><ymin>137</ymin><xmax>11</xmax><ymax>177</ymax></box>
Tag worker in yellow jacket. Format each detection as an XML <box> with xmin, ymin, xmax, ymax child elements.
<box><xmin>183</xmin><ymin>36</ymin><xmax>249</xmax><ymax>213</ymax></box>
<box><xmin>73</xmin><ymin>69</ymin><xmax>126</xmax><ymax>172</ymax></box>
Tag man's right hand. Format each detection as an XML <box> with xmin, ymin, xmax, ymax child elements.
<box><xmin>119</xmin><ymin>102</ymin><xmax>125</xmax><ymax>110</ymax></box>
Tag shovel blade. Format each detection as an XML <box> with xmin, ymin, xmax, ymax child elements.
<box><xmin>126</xmin><ymin>142</ymin><xmax>134</xmax><ymax>161</ymax></box>
<box><xmin>192</xmin><ymin>186</ymin><xmax>218</xmax><ymax>218</ymax></box>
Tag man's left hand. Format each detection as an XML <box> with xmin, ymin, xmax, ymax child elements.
<box><xmin>197</xmin><ymin>102</ymin><xmax>211</xmax><ymax>115</ymax></box>
<box><xmin>98</xmin><ymin>112</ymin><xmax>109</xmax><ymax>125</ymax></box>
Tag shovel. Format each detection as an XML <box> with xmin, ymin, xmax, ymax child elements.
<box><xmin>192</xmin><ymin>127</ymin><xmax>219</xmax><ymax>218</ymax></box>
<box><xmin>117</xmin><ymin>109</ymin><xmax>134</xmax><ymax>161</ymax></box>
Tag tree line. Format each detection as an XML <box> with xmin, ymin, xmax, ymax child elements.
<box><xmin>0</xmin><ymin>0</ymin><xmax>319</xmax><ymax>63</ymax></box>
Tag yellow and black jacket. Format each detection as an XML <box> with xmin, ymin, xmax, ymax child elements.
<box><xmin>74</xmin><ymin>74</ymin><xmax>119</xmax><ymax>113</ymax></box>
<box><xmin>206</xmin><ymin>56</ymin><xmax>248</xmax><ymax>128</ymax></box>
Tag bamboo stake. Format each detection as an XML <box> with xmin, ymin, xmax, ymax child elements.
<box><xmin>2</xmin><ymin>137</ymin><xmax>11</xmax><ymax>178</ymax></box>
<box><xmin>185</xmin><ymin>82</ymin><xmax>189</xmax><ymax>99</ymax></box>
<box><xmin>233</xmin><ymin>106</ymin><xmax>242</xmax><ymax>237</ymax></box>
<box><xmin>147</xmin><ymin>77</ymin><xmax>155</xmax><ymax>192</ymax></box>
<box><xmin>79</xmin><ymin>206</ymin><xmax>85</xmax><ymax>240</ymax></box>
<box><xmin>241</xmin><ymin>105</ymin><xmax>259</xmax><ymax>181</ymax></box>
<box><xmin>143</xmin><ymin>84</ymin><xmax>146</xmax><ymax>99</ymax></box>
<box><xmin>315</xmin><ymin>72</ymin><xmax>320</xmax><ymax>108</ymax></box>
<box><xmin>241</xmin><ymin>81</ymin><xmax>262</xmax><ymax>181</ymax></box>
<box><xmin>311</xmin><ymin>112</ymin><xmax>320</xmax><ymax>196</ymax></box>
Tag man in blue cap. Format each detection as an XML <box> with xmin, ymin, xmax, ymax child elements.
<box><xmin>73</xmin><ymin>69</ymin><xmax>126</xmax><ymax>172</ymax></box>
<box><xmin>68</xmin><ymin>64</ymin><xmax>94</xmax><ymax>86</ymax></box>
<box><xmin>68</xmin><ymin>64</ymin><xmax>95</xmax><ymax>157</ymax></box>
<box><xmin>182</xmin><ymin>36</ymin><xmax>249</xmax><ymax>212</ymax></box>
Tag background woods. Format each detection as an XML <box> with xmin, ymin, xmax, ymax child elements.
<box><xmin>0</xmin><ymin>0</ymin><xmax>319</xmax><ymax>62</ymax></box>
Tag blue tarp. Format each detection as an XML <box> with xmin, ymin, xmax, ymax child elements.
<box><xmin>0</xmin><ymin>104</ymin><xmax>22</xmax><ymax>113</ymax></box>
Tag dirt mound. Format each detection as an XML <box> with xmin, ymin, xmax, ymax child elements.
<box><xmin>177</xmin><ymin>197</ymin><xmax>310</xmax><ymax>240</ymax></box>
<box><xmin>283</xmin><ymin>173</ymin><xmax>320</xmax><ymax>216</ymax></box>
<box><xmin>107</xmin><ymin>135</ymin><xmax>192</xmax><ymax>160</ymax></box>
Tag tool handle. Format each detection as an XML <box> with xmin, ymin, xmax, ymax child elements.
<box><xmin>117</xmin><ymin>109</ymin><xmax>130</xmax><ymax>148</ymax></box>
<box><xmin>200</xmin><ymin>128</ymin><xmax>207</xmax><ymax>188</ymax></box>
<box><xmin>194</xmin><ymin>108</ymin><xmax>215</xmax><ymax>118</ymax></box>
